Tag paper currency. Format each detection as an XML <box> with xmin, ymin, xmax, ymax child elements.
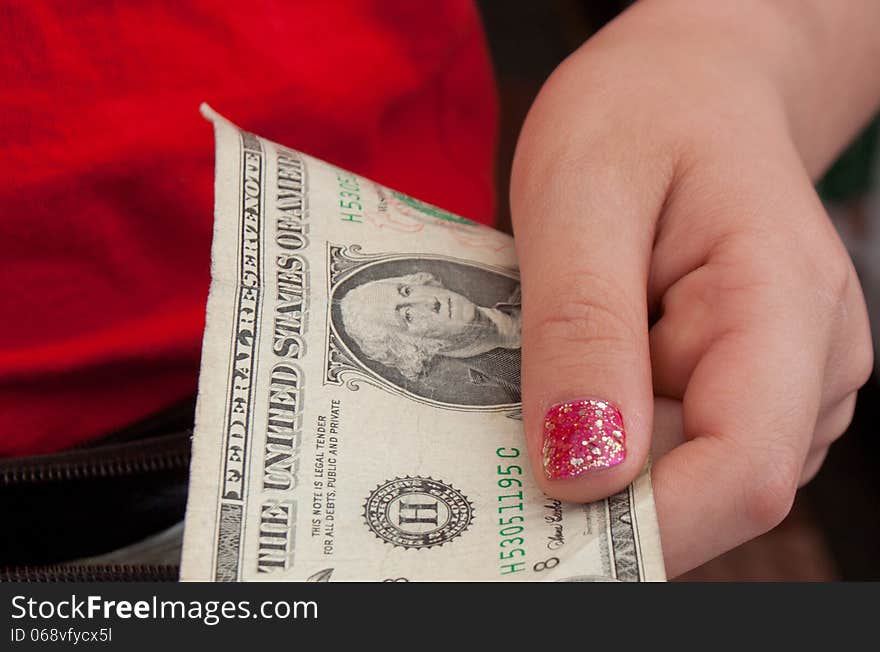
<box><xmin>180</xmin><ymin>106</ymin><xmax>666</xmax><ymax>581</ymax></box>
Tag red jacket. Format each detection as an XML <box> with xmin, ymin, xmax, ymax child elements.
<box><xmin>0</xmin><ymin>1</ymin><xmax>498</xmax><ymax>455</ymax></box>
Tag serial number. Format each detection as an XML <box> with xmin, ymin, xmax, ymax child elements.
<box><xmin>493</xmin><ymin>448</ymin><xmax>565</xmax><ymax>579</ymax></box>
<box><xmin>336</xmin><ymin>172</ymin><xmax>363</xmax><ymax>223</ymax></box>
<box><xmin>495</xmin><ymin>446</ymin><xmax>527</xmax><ymax>575</ymax></box>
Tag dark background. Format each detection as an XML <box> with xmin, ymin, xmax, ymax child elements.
<box><xmin>477</xmin><ymin>0</ymin><xmax>880</xmax><ymax>580</ymax></box>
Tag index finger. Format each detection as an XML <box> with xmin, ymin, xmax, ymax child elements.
<box><xmin>651</xmin><ymin>301</ymin><xmax>824</xmax><ymax>577</ymax></box>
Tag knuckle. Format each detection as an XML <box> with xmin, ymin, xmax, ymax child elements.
<box><xmin>741</xmin><ymin>452</ymin><xmax>799</xmax><ymax>534</ymax></box>
<box><xmin>765</xmin><ymin>232</ymin><xmax>850</xmax><ymax>311</ymax></box>
<box><xmin>530</xmin><ymin>282</ymin><xmax>640</xmax><ymax>356</ymax></box>
<box><xmin>659</xmin><ymin>267</ymin><xmax>716</xmax><ymax>322</ymax></box>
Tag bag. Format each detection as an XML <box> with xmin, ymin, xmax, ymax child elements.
<box><xmin>1</xmin><ymin>400</ymin><xmax>195</xmax><ymax>581</ymax></box>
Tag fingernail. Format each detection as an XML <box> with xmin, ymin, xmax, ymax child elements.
<box><xmin>542</xmin><ymin>398</ymin><xmax>626</xmax><ymax>479</ymax></box>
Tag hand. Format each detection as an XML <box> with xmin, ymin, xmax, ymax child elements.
<box><xmin>510</xmin><ymin>1</ymin><xmax>874</xmax><ymax>577</ymax></box>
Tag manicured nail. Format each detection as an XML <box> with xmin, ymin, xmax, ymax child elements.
<box><xmin>542</xmin><ymin>398</ymin><xmax>626</xmax><ymax>479</ymax></box>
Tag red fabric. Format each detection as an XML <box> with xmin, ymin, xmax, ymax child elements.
<box><xmin>0</xmin><ymin>1</ymin><xmax>498</xmax><ymax>456</ymax></box>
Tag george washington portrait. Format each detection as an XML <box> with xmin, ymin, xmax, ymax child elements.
<box><xmin>330</xmin><ymin>258</ymin><xmax>521</xmax><ymax>407</ymax></box>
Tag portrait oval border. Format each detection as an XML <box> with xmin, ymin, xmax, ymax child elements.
<box><xmin>324</xmin><ymin>243</ymin><xmax>521</xmax><ymax>413</ymax></box>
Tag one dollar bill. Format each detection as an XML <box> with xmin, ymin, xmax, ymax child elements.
<box><xmin>180</xmin><ymin>106</ymin><xmax>666</xmax><ymax>581</ymax></box>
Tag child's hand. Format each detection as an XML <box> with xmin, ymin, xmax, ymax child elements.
<box><xmin>510</xmin><ymin>0</ymin><xmax>876</xmax><ymax>577</ymax></box>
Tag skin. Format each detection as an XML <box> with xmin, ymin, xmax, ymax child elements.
<box><xmin>355</xmin><ymin>278</ymin><xmax>479</xmax><ymax>340</ymax></box>
<box><xmin>511</xmin><ymin>0</ymin><xmax>879</xmax><ymax>577</ymax></box>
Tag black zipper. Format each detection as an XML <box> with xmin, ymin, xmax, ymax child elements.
<box><xmin>1</xmin><ymin>401</ymin><xmax>194</xmax><ymax>582</ymax></box>
<box><xmin>1</xmin><ymin>432</ymin><xmax>189</xmax><ymax>581</ymax></box>
<box><xmin>0</xmin><ymin>564</ymin><xmax>179</xmax><ymax>582</ymax></box>
<box><xmin>0</xmin><ymin>431</ymin><xmax>192</xmax><ymax>486</ymax></box>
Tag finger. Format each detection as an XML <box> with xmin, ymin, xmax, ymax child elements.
<box><xmin>510</xmin><ymin>108</ymin><xmax>673</xmax><ymax>503</ymax></box>
<box><xmin>652</xmin><ymin>257</ymin><xmax>870</xmax><ymax>429</ymax></box>
<box><xmin>514</xmin><ymin>208</ymin><xmax>655</xmax><ymax>503</ymax></box>
<box><xmin>649</xmin><ymin>395</ymin><xmax>855</xmax><ymax>486</ymax></box>
<box><xmin>651</xmin><ymin>396</ymin><xmax>686</xmax><ymax>459</ymax></box>
<box><xmin>649</xmin><ymin>266</ymin><xmax>718</xmax><ymax>399</ymax></box>
<box><xmin>650</xmin><ymin>272</ymin><xmax>870</xmax><ymax>405</ymax></box>
<box><xmin>651</xmin><ymin>310</ymin><xmax>824</xmax><ymax>577</ymax></box>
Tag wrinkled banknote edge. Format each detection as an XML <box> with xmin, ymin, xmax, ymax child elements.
<box><xmin>179</xmin><ymin>104</ymin><xmax>238</xmax><ymax>580</ymax></box>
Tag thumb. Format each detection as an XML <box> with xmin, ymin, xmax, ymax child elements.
<box><xmin>510</xmin><ymin>129</ymin><xmax>665</xmax><ymax>504</ymax></box>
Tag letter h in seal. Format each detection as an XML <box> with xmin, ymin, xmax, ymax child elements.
<box><xmin>363</xmin><ymin>477</ymin><xmax>474</xmax><ymax>550</ymax></box>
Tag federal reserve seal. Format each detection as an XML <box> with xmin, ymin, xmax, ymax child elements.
<box><xmin>363</xmin><ymin>477</ymin><xmax>474</xmax><ymax>549</ymax></box>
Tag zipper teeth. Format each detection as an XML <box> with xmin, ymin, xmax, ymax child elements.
<box><xmin>0</xmin><ymin>434</ymin><xmax>191</xmax><ymax>486</ymax></box>
<box><xmin>0</xmin><ymin>564</ymin><xmax>180</xmax><ymax>582</ymax></box>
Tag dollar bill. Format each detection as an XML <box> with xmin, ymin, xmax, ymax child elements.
<box><xmin>180</xmin><ymin>105</ymin><xmax>666</xmax><ymax>581</ymax></box>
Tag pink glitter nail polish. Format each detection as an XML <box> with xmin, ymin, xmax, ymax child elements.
<box><xmin>542</xmin><ymin>398</ymin><xmax>626</xmax><ymax>479</ymax></box>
